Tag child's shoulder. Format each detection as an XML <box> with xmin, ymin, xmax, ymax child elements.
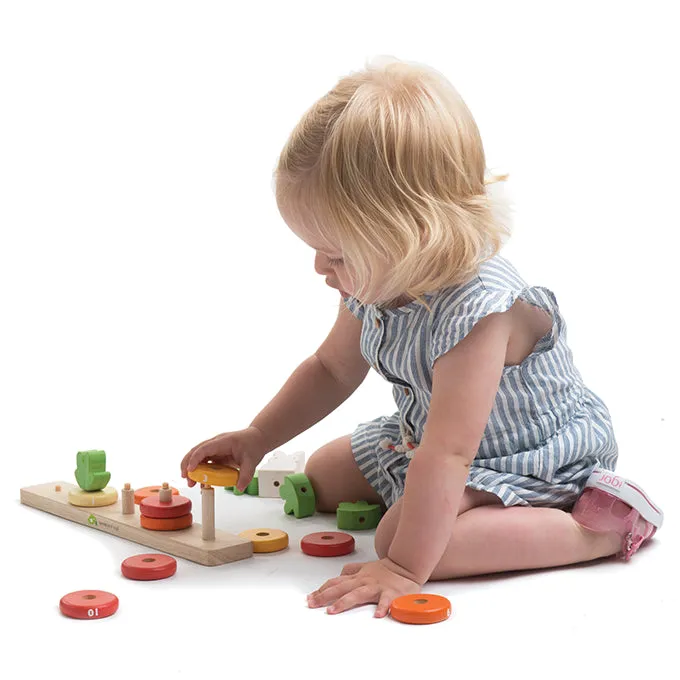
<box><xmin>431</xmin><ymin>255</ymin><xmax>529</xmax><ymax>313</ymax></box>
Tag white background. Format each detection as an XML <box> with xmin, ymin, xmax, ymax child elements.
<box><xmin>1</xmin><ymin>1</ymin><xmax>677</xmax><ymax>678</ymax></box>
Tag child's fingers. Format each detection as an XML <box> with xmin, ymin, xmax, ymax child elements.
<box><xmin>327</xmin><ymin>584</ymin><xmax>380</xmax><ymax>614</ymax></box>
<box><xmin>186</xmin><ymin>440</ymin><xmax>218</xmax><ymax>472</ymax></box>
<box><xmin>309</xmin><ymin>574</ymin><xmax>354</xmax><ymax>599</ymax></box>
<box><xmin>374</xmin><ymin>593</ymin><xmax>392</xmax><ymax>618</ymax></box>
<box><xmin>340</xmin><ymin>562</ymin><xmax>365</xmax><ymax>576</ymax></box>
<box><xmin>234</xmin><ymin>458</ymin><xmax>255</xmax><ymax>492</ymax></box>
<box><xmin>308</xmin><ymin>578</ymin><xmax>358</xmax><ymax>608</ymax></box>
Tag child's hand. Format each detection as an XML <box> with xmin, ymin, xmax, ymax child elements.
<box><xmin>180</xmin><ymin>426</ymin><xmax>270</xmax><ymax>491</ymax></box>
<box><xmin>307</xmin><ymin>558</ymin><xmax>422</xmax><ymax>617</ymax></box>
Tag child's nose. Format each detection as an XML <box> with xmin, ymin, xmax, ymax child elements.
<box><xmin>314</xmin><ymin>254</ymin><xmax>330</xmax><ymax>276</ymax></box>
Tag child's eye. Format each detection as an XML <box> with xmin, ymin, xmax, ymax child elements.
<box><xmin>327</xmin><ymin>257</ymin><xmax>344</xmax><ymax>266</ymax></box>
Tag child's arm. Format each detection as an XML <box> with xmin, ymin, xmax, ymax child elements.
<box><xmin>250</xmin><ymin>300</ymin><xmax>369</xmax><ymax>451</ymax></box>
<box><xmin>386</xmin><ymin>309</ymin><xmax>513</xmax><ymax>584</ymax></box>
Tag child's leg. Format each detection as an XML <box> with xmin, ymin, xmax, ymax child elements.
<box><xmin>376</xmin><ymin>498</ymin><xmax>620</xmax><ymax>579</ymax></box>
<box><xmin>305</xmin><ymin>435</ymin><xmax>386</xmax><ymax>513</ymax></box>
<box><xmin>424</xmin><ymin>505</ymin><xmax>621</xmax><ymax>580</ymax></box>
<box><xmin>377</xmin><ymin>467</ymin><xmax>662</xmax><ymax>579</ymax></box>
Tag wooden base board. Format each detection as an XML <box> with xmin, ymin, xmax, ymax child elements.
<box><xmin>20</xmin><ymin>482</ymin><xmax>253</xmax><ymax>566</ymax></box>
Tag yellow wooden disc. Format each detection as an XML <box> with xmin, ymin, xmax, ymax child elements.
<box><xmin>238</xmin><ymin>528</ymin><xmax>289</xmax><ymax>553</ymax></box>
<box><xmin>187</xmin><ymin>463</ymin><xmax>239</xmax><ymax>487</ymax></box>
<box><xmin>68</xmin><ymin>486</ymin><xmax>118</xmax><ymax>507</ymax></box>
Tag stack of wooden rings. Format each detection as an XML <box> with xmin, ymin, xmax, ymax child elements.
<box><xmin>139</xmin><ymin>482</ymin><xmax>193</xmax><ymax>530</ymax></box>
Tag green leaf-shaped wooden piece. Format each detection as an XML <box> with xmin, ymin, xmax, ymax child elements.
<box><xmin>336</xmin><ymin>501</ymin><xmax>382</xmax><ymax>530</ymax></box>
<box><xmin>227</xmin><ymin>471</ymin><xmax>258</xmax><ymax>496</ymax></box>
<box><xmin>74</xmin><ymin>450</ymin><xmax>111</xmax><ymax>491</ymax></box>
<box><xmin>279</xmin><ymin>473</ymin><xmax>315</xmax><ymax>518</ymax></box>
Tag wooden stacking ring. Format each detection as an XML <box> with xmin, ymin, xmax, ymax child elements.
<box><xmin>140</xmin><ymin>513</ymin><xmax>193</xmax><ymax>531</ymax></box>
<box><xmin>300</xmin><ymin>531</ymin><xmax>355</xmax><ymax>557</ymax></box>
<box><xmin>59</xmin><ymin>590</ymin><xmax>119</xmax><ymax>619</ymax></box>
<box><xmin>121</xmin><ymin>554</ymin><xmax>177</xmax><ymax>580</ymax></box>
<box><xmin>238</xmin><ymin>528</ymin><xmax>289</xmax><ymax>553</ymax></box>
<box><xmin>68</xmin><ymin>487</ymin><xmax>118</xmax><ymax>507</ymax></box>
<box><xmin>140</xmin><ymin>494</ymin><xmax>192</xmax><ymax>519</ymax></box>
<box><xmin>134</xmin><ymin>486</ymin><xmax>179</xmax><ymax>504</ymax></box>
<box><xmin>389</xmin><ymin>594</ymin><xmax>452</xmax><ymax>625</ymax></box>
<box><xmin>187</xmin><ymin>463</ymin><xmax>239</xmax><ymax>487</ymax></box>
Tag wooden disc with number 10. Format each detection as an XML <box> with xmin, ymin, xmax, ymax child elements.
<box><xmin>59</xmin><ymin>590</ymin><xmax>119</xmax><ymax>619</ymax></box>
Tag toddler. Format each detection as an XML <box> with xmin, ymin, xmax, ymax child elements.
<box><xmin>180</xmin><ymin>57</ymin><xmax>663</xmax><ymax>617</ymax></box>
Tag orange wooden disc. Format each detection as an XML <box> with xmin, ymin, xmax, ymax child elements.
<box><xmin>140</xmin><ymin>513</ymin><xmax>193</xmax><ymax>531</ymax></box>
<box><xmin>59</xmin><ymin>590</ymin><xmax>119</xmax><ymax>619</ymax></box>
<box><xmin>134</xmin><ymin>486</ymin><xmax>180</xmax><ymax>504</ymax></box>
<box><xmin>389</xmin><ymin>594</ymin><xmax>452</xmax><ymax>625</ymax></box>
<box><xmin>140</xmin><ymin>495</ymin><xmax>192</xmax><ymax>519</ymax></box>
<box><xmin>121</xmin><ymin>554</ymin><xmax>177</xmax><ymax>580</ymax></box>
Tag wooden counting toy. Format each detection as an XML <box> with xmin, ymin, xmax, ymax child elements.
<box><xmin>257</xmin><ymin>450</ymin><xmax>305</xmax><ymax>498</ymax></box>
<box><xmin>74</xmin><ymin>450</ymin><xmax>111</xmax><ymax>491</ymax></box>
<box><xmin>279</xmin><ymin>473</ymin><xmax>316</xmax><ymax>518</ymax></box>
<box><xmin>336</xmin><ymin>500</ymin><xmax>382</xmax><ymax>530</ymax></box>
<box><xmin>22</xmin><ymin>464</ymin><xmax>251</xmax><ymax>565</ymax></box>
<box><xmin>21</xmin><ymin>451</ymin><xmax>252</xmax><ymax>566</ymax></box>
<box><xmin>59</xmin><ymin>590</ymin><xmax>119</xmax><ymax>620</ymax></box>
<box><xmin>389</xmin><ymin>594</ymin><xmax>452</xmax><ymax>625</ymax></box>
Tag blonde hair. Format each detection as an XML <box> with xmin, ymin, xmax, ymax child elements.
<box><xmin>273</xmin><ymin>55</ymin><xmax>512</xmax><ymax>307</ymax></box>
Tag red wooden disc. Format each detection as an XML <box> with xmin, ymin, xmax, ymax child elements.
<box><xmin>140</xmin><ymin>513</ymin><xmax>193</xmax><ymax>531</ymax></box>
<box><xmin>300</xmin><ymin>531</ymin><xmax>355</xmax><ymax>557</ymax></box>
<box><xmin>121</xmin><ymin>554</ymin><xmax>177</xmax><ymax>580</ymax></box>
<box><xmin>59</xmin><ymin>590</ymin><xmax>119</xmax><ymax>619</ymax></box>
<box><xmin>140</xmin><ymin>495</ymin><xmax>192</xmax><ymax>519</ymax></box>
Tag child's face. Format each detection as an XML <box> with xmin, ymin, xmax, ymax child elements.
<box><xmin>285</xmin><ymin>217</ymin><xmax>354</xmax><ymax>298</ymax></box>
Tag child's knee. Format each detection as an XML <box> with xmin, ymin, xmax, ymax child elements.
<box><xmin>303</xmin><ymin>435</ymin><xmax>355</xmax><ymax>513</ymax></box>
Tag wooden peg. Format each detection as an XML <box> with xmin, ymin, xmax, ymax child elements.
<box><xmin>122</xmin><ymin>482</ymin><xmax>135</xmax><ymax>515</ymax></box>
<box><xmin>201</xmin><ymin>484</ymin><xmax>215</xmax><ymax>541</ymax></box>
<box><xmin>159</xmin><ymin>482</ymin><xmax>172</xmax><ymax>504</ymax></box>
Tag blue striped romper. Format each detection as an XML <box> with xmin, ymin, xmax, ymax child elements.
<box><xmin>342</xmin><ymin>255</ymin><xmax>618</xmax><ymax>510</ymax></box>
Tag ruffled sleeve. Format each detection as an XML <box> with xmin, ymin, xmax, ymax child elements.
<box><xmin>429</xmin><ymin>286</ymin><xmax>561</xmax><ymax>367</ymax></box>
